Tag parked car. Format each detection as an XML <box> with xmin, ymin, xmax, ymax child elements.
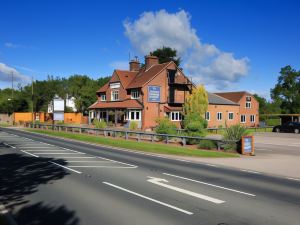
<box><xmin>272</xmin><ymin>122</ymin><xmax>300</xmax><ymax>134</ymax></box>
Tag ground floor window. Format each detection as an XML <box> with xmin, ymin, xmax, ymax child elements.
<box><xmin>126</xmin><ymin>110</ymin><xmax>141</xmax><ymax>121</ymax></box>
<box><xmin>170</xmin><ymin>111</ymin><xmax>182</xmax><ymax>121</ymax></box>
<box><xmin>250</xmin><ymin>115</ymin><xmax>255</xmax><ymax>123</ymax></box>
<box><xmin>228</xmin><ymin>112</ymin><xmax>234</xmax><ymax>120</ymax></box>
<box><xmin>241</xmin><ymin>115</ymin><xmax>246</xmax><ymax>123</ymax></box>
<box><xmin>205</xmin><ymin>112</ymin><xmax>210</xmax><ymax>121</ymax></box>
<box><xmin>217</xmin><ymin>112</ymin><xmax>222</xmax><ymax>121</ymax></box>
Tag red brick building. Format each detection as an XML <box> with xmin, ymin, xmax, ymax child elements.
<box><xmin>89</xmin><ymin>56</ymin><xmax>259</xmax><ymax>130</ymax></box>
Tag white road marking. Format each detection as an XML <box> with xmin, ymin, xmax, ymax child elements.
<box><xmin>205</xmin><ymin>164</ymin><xmax>218</xmax><ymax>167</ymax></box>
<box><xmin>34</xmin><ymin>153</ymin><xmax>85</xmax><ymax>155</ymax></box>
<box><xmin>255</xmin><ymin>148</ymin><xmax>273</xmax><ymax>151</ymax></box>
<box><xmin>69</xmin><ymin>166</ymin><xmax>137</xmax><ymax>168</ymax></box>
<box><xmin>287</xmin><ymin>177</ymin><xmax>300</xmax><ymax>181</ymax></box>
<box><xmin>66</xmin><ymin>161</ymin><xmax>111</xmax><ymax>163</ymax></box>
<box><xmin>20</xmin><ymin>150</ymin><xmax>39</xmax><ymax>158</ymax></box>
<box><xmin>163</xmin><ymin>173</ymin><xmax>255</xmax><ymax>196</ymax></box>
<box><xmin>25</xmin><ymin>150</ymin><xmax>72</xmax><ymax>152</ymax></box>
<box><xmin>60</xmin><ymin>156</ymin><xmax>96</xmax><ymax>158</ymax></box>
<box><xmin>3</xmin><ymin>143</ymin><xmax>16</xmax><ymax>148</ymax></box>
<box><xmin>241</xmin><ymin>169</ymin><xmax>261</xmax><ymax>174</ymax></box>
<box><xmin>97</xmin><ymin>156</ymin><xmax>137</xmax><ymax>168</ymax></box>
<box><xmin>20</xmin><ymin>146</ymin><xmax>54</xmax><ymax>148</ymax></box>
<box><xmin>147</xmin><ymin>176</ymin><xmax>225</xmax><ymax>204</ymax></box>
<box><xmin>103</xmin><ymin>182</ymin><xmax>193</xmax><ymax>215</ymax></box>
<box><xmin>50</xmin><ymin>161</ymin><xmax>82</xmax><ymax>174</ymax></box>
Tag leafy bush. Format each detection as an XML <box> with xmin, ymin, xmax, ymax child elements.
<box><xmin>155</xmin><ymin>118</ymin><xmax>177</xmax><ymax>140</ymax></box>
<box><xmin>183</xmin><ymin>113</ymin><xmax>207</xmax><ymax>144</ymax></box>
<box><xmin>93</xmin><ymin>119</ymin><xmax>107</xmax><ymax>129</ymax></box>
<box><xmin>56</xmin><ymin>121</ymin><xmax>64</xmax><ymax>125</ymax></box>
<box><xmin>129</xmin><ymin>121</ymin><xmax>138</xmax><ymax>130</ymax></box>
<box><xmin>198</xmin><ymin>140</ymin><xmax>217</xmax><ymax>150</ymax></box>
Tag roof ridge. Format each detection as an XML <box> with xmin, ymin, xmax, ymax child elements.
<box><xmin>208</xmin><ymin>92</ymin><xmax>239</xmax><ymax>105</ymax></box>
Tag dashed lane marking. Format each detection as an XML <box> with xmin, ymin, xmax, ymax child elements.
<box><xmin>20</xmin><ymin>150</ymin><xmax>39</xmax><ymax>158</ymax></box>
<box><xmin>50</xmin><ymin>161</ymin><xmax>82</xmax><ymax>174</ymax></box>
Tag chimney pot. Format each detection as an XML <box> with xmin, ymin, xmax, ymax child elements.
<box><xmin>129</xmin><ymin>59</ymin><xmax>140</xmax><ymax>71</ymax></box>
<box><xmin>145</xmin><ymin>55</ymin><xmax>159</xmax><ymax>69</ymax></box>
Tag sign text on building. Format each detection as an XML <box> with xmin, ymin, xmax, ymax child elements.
<box><xmin>148</xmin><ymin>86</ymin><xmax>161</xmax><ymax>102</ymax></box>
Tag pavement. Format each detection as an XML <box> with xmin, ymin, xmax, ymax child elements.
<box><xmin>0</xmin><ymin>127</ymin><xmax>300</xmax><ymax>225</ymax></box>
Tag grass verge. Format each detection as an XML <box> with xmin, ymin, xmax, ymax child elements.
<box><xmin>26</xmin><ymin>129</ymin><xmax>239</xmax><ymax>158</ymax></box>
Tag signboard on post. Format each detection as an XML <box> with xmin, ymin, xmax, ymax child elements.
<box><xmin>148</xmin><ymin>86</ymin><xmax>161</xmax><ymax>102</ymax></box>
<box><xmin>53</xmin><ymin>97</ymin><xmax>64</xmax><ymax>121</ymax></box>
<box><xmin>241</xmin><ymin>136</ymin><xmax>255</xmax><ymax>156</ymax></box>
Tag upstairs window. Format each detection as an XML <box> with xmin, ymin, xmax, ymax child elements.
<box><xmin>217</xmin><ymin>112</ymin><xmax>222</xmax><ymax>121</ymax></box>
<box><xmin>205</xmin><ymin>112</ymin><xmax>210</xmax><ymax>121</ymax></box>
<box><xmin>111</xmin><ymin>90</ymin><xmax>119</xmax><ymax>101</ymax></box>
<box><xmin>131</xmin><ymin>90</ymin><xmax>140</xmax><ymax>99</ymax></box>
<box><xmin>246</xmin><ymin>102</ymin><xmax>251</xmax><ymax>108</ymax></box>
<box><xmin>100</xmin><ymin>94</ymin><xmax>106</xmax><ymax>101</ymax></box>
<box><xmin>228</xmin><ymin>112</ymin><xmax>234</xmax><ymax>120</ymax></box>
<box><xmin>246</xmin><ymin>96</ymin><xmax>252</xmax><ymax>101</ymax></box>
<box><xmin>170</xmin><ymin>112</ymin><xmax>182</xmax><ymax>121</ymax></box>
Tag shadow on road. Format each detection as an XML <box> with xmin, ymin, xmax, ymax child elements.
<box><xmin>0</xmin><ymin>151</ymin><xmax>80</xmax><ymax>225</ymax></box>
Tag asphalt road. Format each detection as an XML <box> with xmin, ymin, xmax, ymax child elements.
<box><xmin>0</xmin><ymin>128</ymin><xmax>299</xmax><ymax>225</ymax></box>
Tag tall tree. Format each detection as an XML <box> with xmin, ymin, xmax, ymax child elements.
<box><xmin>271</xmin><ymin>66</ymin><xmax>300</xmax><ymax>113</ymax></box>
<box><xmin>183</xmin><ymin>85</ymin><xmax>208</xmax><ymax>116</ymax></box>
<box><xmin>152</xmin><ymin>46</ymin><xmax>181</xmax><ymax>66</ymax></box>
<box><xmin>253</xmin><ymin>94</ymin><xmax>281</xmax><ymax>114</ymax></box>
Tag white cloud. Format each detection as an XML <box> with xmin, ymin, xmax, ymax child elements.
<box><xmin>124</xmin><ymin>9</ymin><xmax>249</xmax><ymax>90</ymax></box>
<box><xmin>109</xmin><ymin>61</ymin><xmax>129</xmax><ymax>70</ymax></box>
<box><xmin>0</xmin><ymin>62</ymin><xmax>30</xmax><ymax>83</ymax></box>
<box><xmin>4</xmin><ymin>42</ymin><xmax>21</xmax><ymax>48</ymax></box>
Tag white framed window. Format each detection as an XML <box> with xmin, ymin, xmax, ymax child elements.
<box><xmin>131</xmin><ymin>90</ymin><xmax>140</xmax><ymax>99</ymax></box>
<box><xmin>111</xmin><ymin>90</ymin><xmax>119</xmax><ymax>101</ymax></box>
<box><xmin>217</xmin><ymin>112</ymin><xmax>222</xmax><ymax>121</ymax></box>
<box><xmin>241</xmin><ymin>115</ymin><xmax>246</xmax><ymax>123</ymax></box>
<box><xmin>228</xmin><ymin>112</ymin><xmax>234</xmax><ymax>120</ymax></box>
<box><xmin>246</xmin><ymin>102</ymin><xmax>251</xmax><ymax>108</ymax></box>
<box><xmin>250</xmin><ymin>115</ymin><xmax>255</xmax><ymax>123</ymax></box>
<box><xmin>205</xmin><ymin>112</ymin><xmax>210</xmax><ymax>121</ymax></box>
<box><xmin>126</xmin><ymin>110</ymin><xmax>141</xmax><ymax>121</ymax></box>
<box><xmin>109</xmin><ymin>82</ymin><xmax>120</xmax><ymax>89</ymax></box>
<box><xmin>100</xmin><ymin>94</ymin><xmax>106</xmax><ymax>101</ymax></box>
<box><xmin>246</xmin><ymin>96</ymin><xmax>252</xmax><ymax>101</ymax></box>
<box><xmin>170</xmin><ymin>111</ymin><xmax>182</xmax><ymax>121</ymax></box>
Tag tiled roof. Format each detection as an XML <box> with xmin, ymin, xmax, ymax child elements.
<box><xmin>96</xmin><ymin>82</ymin><xmax>109</xmax><ymax>93</ymax></box>
<box><xmin>208</xmin><ymin>92</ymin><xmax>239</xmax><ymax>105</ymax></box>
<box><xmin>115</xmin><ymin>70</ymin><xmax>138</xmax><ymax>88</ymax></box>
<box><xmin>126</xmin><ymin>62</ymin><xmax>171</xmax><ymax>89</ymax></box>
<box><xmin>88</xmin><ymin>99</ymin><xmax>143</xmax><ymax>109</ymax></box>
<box><xmin>164</xmin><ymin>106</ymin><xmax>183</xmax><ymax>112</ymax></box>
<box><xmin>214</xmin><ymin>91</ymin><xmax>249</xmax><ymax>103</ymax></box>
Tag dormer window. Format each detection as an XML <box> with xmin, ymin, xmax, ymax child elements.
<box><xmin>131</xmin><ymin>89</ymin><xmax>140</xmax><ymax>99</ymax></box>
<box><xmin>100</xmin><ymin>94</ymin><xmax>106</xmax><ymax>101</ymax></box>
<box><xmin>111</xmin><ymin>90</ymin><xmax>119</xmax><ymax>101</ymax></box>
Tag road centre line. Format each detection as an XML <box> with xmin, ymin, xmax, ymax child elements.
<box><xmin>103</xmin><ymin>182</ymin><xmax>193</xmax><ymax>215</ymax></box>
<box><xmin>34</xmin><ymin>153</ymin><xmax>85</xmax><ymax>155</ymax></box>
<box><xmin>287</xmin><ymin>177</ymin><xmax>300</xmax><ymax>181</ymax></box>
<box><xmin>60</xmin><ymin>156</ymin><xmax>96</xmax><ymax>158</ymax></box>
<box><xmin>241</xmin><ymin>169</ymin><xmax>261</xmax><ymax>174</ymax></box>
<box><xmin>25</xmin><ymin>150</ymin><xmax>72</xmax><ymax>152</ymax></box>
<box><xmin>66</xmin><ymin>161</ymin><xmax>112</xmax><ymax>163</ymax></box>
<box><xmin>163</xmin><ymin>173</ymin><xmax>255</xmax><ymax>196</ymax></box>
<box><xmin>70</xmin><ymin>166</ymin><xmax>137</xmax><ymax>168</ymax></box>
<box><xmin>50</xmin><ymin>161</ymin><xmax>82</xmax><ymax>174</ymax></box>
<box><xmin>205</xmin><ymin>164</ymin><xmax>218</xmax><ymax>167</ymax></box>
<box><xmin>3</xmin><ymin>143</ymin><xmax>16</xmax><ymax>148</ymax></box>
<box><xmin>21</xmin><ymin>146</ymin><xmax>59</xmax><ymax>149</ymax></box>
<box><xmin>97</xmin><ymin>156</ymin><xmax>137</xmax><ymax>168</ymax></box>
<box><xmin>20</xmin><ymin>150</ymin><xmax>39</xmax><ymax>158</ymax></box>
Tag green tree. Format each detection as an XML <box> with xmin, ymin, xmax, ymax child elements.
<box><xmin>253</xmin><ymin>94</ymin><xmax>281</xmax><ymax>114</ymax></box>
<box><xmin>152</xmin><ymin>46</ymin><xmax>181</xmax><ymax>66</ymax></box>
<box><xmin>183</xmin><ymin>85</ymin><xmax>208</xmax><ymax>142</ymax></box>
<box><xmin>271</xmin><ymin>65</ymin><xmax>300</xmax><ymax>113</ymax></box>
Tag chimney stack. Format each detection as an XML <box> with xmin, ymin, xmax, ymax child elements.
<box><xmin>129</xmin><ymin>58</ymin><xmax>140</xmax><ymax>71</ymax></box>
<box><xmin>145</xmin><ymin>55</ymin><xmax>159</xmax><ymax>70</ymax></box>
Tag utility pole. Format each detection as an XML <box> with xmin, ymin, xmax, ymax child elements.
<box><xmin>11</xmin><ymin>71</ymin><xmax>14</xmax><ymax>100</ymax></box>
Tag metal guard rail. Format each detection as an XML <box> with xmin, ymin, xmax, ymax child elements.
<box><xmin>25</xmin><ymin>123</ymin><xmax>238</xmax><ymax>150</ymax></box>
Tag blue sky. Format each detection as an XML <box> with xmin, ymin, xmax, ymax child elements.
<box><xmin>0</xmin><ymin>0</ymin><xmax>300</xmax><ymax>99</ymax></box>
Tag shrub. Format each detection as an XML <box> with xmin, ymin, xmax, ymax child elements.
<box><xmin>93</xmin><ymin>120</ymin><xmax>107</xmax><ymax>129</ymax></box>
<box><xmin>155</xmin><ymin>118</ymin><xmax>177</xmax><ymax>140</ymax></box>
<box><xmin>129</xmin><ymin>121</ymin><xmax>138</xmax><ymax>131</ymax></box>
<box><xmin>198</xmin><ymin>140</ymin><xmax>217</xmax><ymax>150</ymax></box>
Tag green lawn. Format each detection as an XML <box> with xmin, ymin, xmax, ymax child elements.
<box><xmin>26</xmin><ymin>129</ymin><xmax>239</xmax><ymax>158</ymax></box>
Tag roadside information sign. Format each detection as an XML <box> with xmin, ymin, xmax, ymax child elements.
<box><xmin>241</xmin><ymin>136</ymin><xmax>255</xmax><ymax>156</ymax></box>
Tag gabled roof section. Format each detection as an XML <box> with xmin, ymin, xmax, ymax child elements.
<box><xmin>126</xmin><ymin>62</ymin><xmax>171</xmax><ymax>89</ymax></box>
<box><xmin>214</xmin><ymin>91</ymin><xmax>250</xmax><ymax>103</ymax></box>
<box><xmin>208</xmin><ymin>92</ymin><xmax>239</xmax><ymax>105</ymax></box>
<box><xmin>96</xmin><ymin>82</ymin><xmax>109</xmax><ymax>93</ymax></box>
<box><xmin>115</xmin><ymin>70</ymin><xmax>138</xmax><ymax>88</ymax></box>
